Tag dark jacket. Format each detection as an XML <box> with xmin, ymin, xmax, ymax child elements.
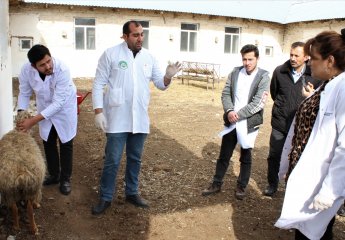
<box><xmin>222</xmin><ymin>66</ymin><xmax>270</xmax><ymax>133</ymax></box>
<box><xmin>270</xmin><ymin>60</ymin><xmax>321</xmax><ymax>134</ymax></box>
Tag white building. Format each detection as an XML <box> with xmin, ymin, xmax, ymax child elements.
<box><xmin>9</xmin><ymin>0</ymin><xmax>345</xmax><ymax>77</ymax></box>
<box><xmin>2</xmin><ymin>0</ymin><xmax>345</xmax><ymax>138</ymax></box>
<box><xmin>0</xmin><ymin>0</ymin><xmax>13</xmax><ymax>138</ymax></box>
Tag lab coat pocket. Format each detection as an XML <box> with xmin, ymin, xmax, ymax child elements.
<box><xmin>143</xmin><ymin>64</ymin><xmax>152</xmax><ymax>80</ymax></box>
<box><xmin>108</xmin><ymin>88</ymin><xmax>124</xmax><ymax>107</ymax></box>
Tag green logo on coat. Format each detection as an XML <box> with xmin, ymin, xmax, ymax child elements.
<box><xmin>118</xmin><ymin>61</ymin><xmax>128</xmax><ymax>70</ymax></box>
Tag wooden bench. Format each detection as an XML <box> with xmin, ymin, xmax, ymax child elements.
<box><xmin>177</xmin><ymin>61</ymin><xmax>221</xmax><ymax>90</ymax></box>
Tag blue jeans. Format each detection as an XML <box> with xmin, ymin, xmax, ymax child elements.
<box><xmin>100</xmin><ymin>132</ymin><xmax>147</xmax><ymax>201</ymax></box>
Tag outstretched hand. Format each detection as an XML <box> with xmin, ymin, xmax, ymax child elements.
<box><xmin>165</xmin><ymin>61</ymin><xmax>182</xmax><ymax>79</ymax></box>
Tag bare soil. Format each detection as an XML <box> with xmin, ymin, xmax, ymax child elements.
<box><xmin>1</xmin><ymin>78</ymin><xmax>345</xmax><ymax>240</ymax></box>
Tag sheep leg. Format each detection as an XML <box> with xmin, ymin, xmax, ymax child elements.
<box><xmin>10</xmin><ymin>203</ymin><xmax>20</xmax><ymax>231</ymax></box>
<box><xmin>27</xmin><ymin>200</ymin><xmax>38</xmax><ymax>235</ymax></box>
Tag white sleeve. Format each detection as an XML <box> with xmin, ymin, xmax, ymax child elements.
<box><xmin>278</xmin><ymin>118</ymin><xmax>295</xmax><ymax>180</ymax></box>
<box><xmin>319</xmin><ymin>84</ymin><xmax>345</xmax><ymax>199</ymax></box>
<box><xmin>150</xmin><ymin>55</ymin><xmax>166</xmax><ymax>90</ymax></box>
<box><xmin>17</xmin><ymin>65</ymin><xmax>33</xmax><ymax>110</ymax></box>
<box><xmin>41</xmin><ymin>67</ymin><xmax>74</xmax><ymax>119</ymax></box>
<box><xmin>92</xmin><ymin>50</ymin><xmax>111</xmax><ymax>109</ymax></box>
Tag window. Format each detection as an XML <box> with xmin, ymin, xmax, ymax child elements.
<box><xmin>75</xmin><ymin>18</ymin><xmax>95</xmax><ymax>50</ymax></box>
<box><xmin>224</xmin><ymin>27</ymin><xmax>240</xmax><ymax>54</ymax></box>
<box><xmin>136</xmin><ymin>20</ymin><xmax>150</xmax><ymax>49</ymax></box>
<box><xmin>265</xmin><ymin>46</ymin><xmax>273</xmax><ymax>56</ymax></box>
<box><xmin>19</xmin><ymin>38</ymin><xmax>33</xmax><ymax>51</ymax></box>
<box><xmin>180</xmin><ymin>23</ymin><xmax>198</xmax><ymax>52</ymax></box>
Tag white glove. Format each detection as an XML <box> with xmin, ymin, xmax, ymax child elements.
<box><xmin>94</xmin><ymin>112</ymin><xmax>107</xmax><ymax>132</ymax></box>
<box><xmin>308</xmin><ymin>193</ymin><xmax>334</xmax><ymax>211</ymax></box>
<box><xmin>165</xmin><ymin>61</ymin><xmax>182</xmax><ymax>79</ymax></box>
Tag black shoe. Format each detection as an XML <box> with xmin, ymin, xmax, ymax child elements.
<box><xmin>264</xmin><ymin>185</ymin><xmax>277</xmax><ymax>197</ymax></box>
<box><xmin>337</xmin><ymin>205</ymin><xmax>345</xmax><ymax>217</ymax></box>
<box><xmin>91</xmin><ymin>199</ymin><xmax>111</xmax><ymax>215</ymax></box>
<box><xmin>59</xmin><ymin>181</ymin><xmax>71</xmax><ymax>195</ymax></box>
<box><xmin>125</xmin><ymin>194</ymin><xmax>149</xmax><ymax>208</ymax></box>
<box><xmin>235</xmin><ymin>186</ymin><xmax>246</xmax><ymax>200</ymax></box>
<box><xmin>201</xmin><ymin>182</ymin><xmax>221</xmax><ymax>196</ymax></box>
<box><xmin>43</xmin><ymin>175</ymin><xmax>60</xmax><ymax>186</ymax></box>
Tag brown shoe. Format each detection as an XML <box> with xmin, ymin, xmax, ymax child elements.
<box><xmin>202</xmin><ymin>182</ymin><xmax>221</xmax><ymax>196</ymax></box>
<box><xmin>235</xmin><ymin>186</ymin><xmax>246</xmax><ymax>200</ymax></box>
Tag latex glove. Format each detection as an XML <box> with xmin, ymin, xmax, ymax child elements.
<box><xmin>165</xmin><ymin>61</ymin><xmax>182</xmax><ymax>79</ymax></box>
<box><xmin>308</xmin><ymin>193</ymin><xmax>334</xmax><ymax>211</ymax></box>
<box><xmin>94</xmin><ymin>112</ymin><xmax>107</xmax><ymax>132</ymax></box>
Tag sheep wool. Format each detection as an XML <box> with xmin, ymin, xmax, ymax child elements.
<box><xmin>0</xmin><ymin>111</ymin><xmax>46</xmax><ymax>234</ymax></box>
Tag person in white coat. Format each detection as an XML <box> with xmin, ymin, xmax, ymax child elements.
<box><xmin>17</xmin><ymin>44</ymin><xmax>77</xmax><ymax>195</ymax></box>
<box><xmin>275</xmin><ymin>28</ymin><xmax>345</xmax><ymax>239</ymax></box>
<box><xmin>91</xmin><ymin>21</ymin><xmax>181</xmax><ymax>215</ymax></box>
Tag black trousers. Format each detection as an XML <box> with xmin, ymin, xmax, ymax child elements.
<box><xmin>266</xmin><ymin>128</ymin><xmax>287</xmax><ymax>188</ymax></box>
<box><xmin>295</xmin><ymin>217</ymin><xmax>335</xmax><ymax>240</ymax></box>
<box><xmin>43</xmin><ymin>125</ymin><xmax>73</xmax><ymax>182</ymax></box>
<box><xmin>213</xmin><ymin>129</ymin><xmax>252</xmax><ymax>189</ymax></box>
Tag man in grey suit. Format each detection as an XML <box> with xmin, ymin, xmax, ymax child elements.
<box><xmin>202</xmin><ymin>44</ymin><xmax>270</xmax><ymax>200</ymax></box>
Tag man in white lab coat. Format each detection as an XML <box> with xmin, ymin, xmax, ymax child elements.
<box><xmin>91</xmin><ymin>21</ymin><xmax>181</xmax><ymax>215</ymax></box>
<box><xmin>17</xmin><ymin>44</ymin><xmax>77</xmax><ymax>195</ymax></box>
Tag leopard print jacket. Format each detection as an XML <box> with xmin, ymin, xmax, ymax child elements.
<box><xmin>285</xmin><ymin>81</ymin><xmax>328</xmax><ymax>182</ymax></box>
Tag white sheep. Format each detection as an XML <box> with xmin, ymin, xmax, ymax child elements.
<box><xmin>0</xmin><ymin>111</ymin><xmax>46</xmax><ymax>235</ymax></box>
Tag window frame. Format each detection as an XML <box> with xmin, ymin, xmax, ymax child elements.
<box><xmin>224</xmin><ymin>27</ymin><xmax>241</xmax><ymax>54</ymax></box>
<box><xmin>74</xmin><ymin>17</ymin><xmax>96</xmax><ymax>50</ymax></box>
<box><xmin>19</xmin><ymin>37</ymin><xmax>33</xmax><ymax>51</ymax></box>
<box><xmin>135</xmin><ymin>20</ymin><xmax>150</xmax><ymax>49</ymax></box>
<box><xmin>265</xmin><ymin>46</ymin><xmax>274</xmax><ymax>57</ymax></box>
<box><xmin>180</xmin><ymin>23</ymin><xmax>199</xmax><ymax>52</ymax></box>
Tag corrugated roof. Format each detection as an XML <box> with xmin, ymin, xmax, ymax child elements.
<box><xmin>22</xmin><ymin>0</ymin><xmax>345</xmax><ymax>24</ymax></box>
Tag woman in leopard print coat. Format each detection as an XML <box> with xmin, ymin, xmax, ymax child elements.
<box><xmin>275</xmin><ymin>29</ymin><xmax>345</xmax><ymax>239</ymax></box>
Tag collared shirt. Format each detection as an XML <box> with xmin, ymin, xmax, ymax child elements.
<box><xmin>92</xmin><ymin>42</ymin><xmax>167</xmax><ymax>134</ymax></box>
<box><xmin>291</xmin><ymin>64</ymin><xmax>306</xmax><ymax>83</ymax></box>
<box><xmin>17</xmin><ymin>58</ymin><xmax>77</xmax><ymax>143</ymax></box>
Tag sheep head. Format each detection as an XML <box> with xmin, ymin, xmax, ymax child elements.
<box><xmin>16</xmin><ymin>110</ymin><xmax>32</xmax><ymax>122</ymax></box>
<box><xmin>15</xmin><ymin>111</ymin><xmax>32</xmax><ymax>132</ymax></box>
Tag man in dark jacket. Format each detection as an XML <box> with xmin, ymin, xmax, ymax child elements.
<box><xmin>263</xmin><ymin>41</ymin><xmax>321</xmax><ymax>197</ymax></box>
<box><xmin>202</xmin><ymin>44</ymin><xmax>270</xmax><ymax>200</ymax></box>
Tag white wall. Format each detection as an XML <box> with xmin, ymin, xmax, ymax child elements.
<box><xmin>8</xmin><ymin>4</ymin><xmax>345</xmax><ymax>81</ymax></box>
<box><xmin>9</xmin><ymin>13</ymin><xmax>40</xmax><ymax>75</ymax></box>
<box><xmin>0</xmin><ymin>0</ymin><xmax>13</xmax><ymax>138</ymax></box>
<box><xmin>9</xmin><ymin>5</ymin><xmax>288</xmax><ymax>79</ymax></box>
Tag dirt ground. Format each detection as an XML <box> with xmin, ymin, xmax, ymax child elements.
<box><xmin>1</xmin><ymin>78</ymin><xmax>345</xmax><ymax>240</ymax></box>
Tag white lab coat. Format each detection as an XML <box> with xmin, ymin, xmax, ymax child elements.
<box><xmin>18</xmin><ymin>58</ymin><xmax>77</xmax><ymax>143</ymax></box>
<box><xmin>275</xmin><ymin>72</ymin><xmax>345</xmax><ymax>239</ymax></box>
<box><xmin>92</xmin><ymin>42</ymin><xmax>167</xmax><ymax>133</ymax></box>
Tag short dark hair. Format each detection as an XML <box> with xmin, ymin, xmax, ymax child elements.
<box><xmin>240</xmin><ymin>44</ymin><xmax>259</xmax><ymax>58</ymax></box>
<box><xmin>27</xmin><ymin>44</ymin><xmax>51</xmax><ymax>64</ymax></box>
<box><xmin>122</xmin><ymin>21</ymin><xmax>142</xmax><ymax>35</ymax></box>
<box><xmin>291</xmin><ymin>41</ymin><xmax>305</xmax><ymax>49</ymax></box>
